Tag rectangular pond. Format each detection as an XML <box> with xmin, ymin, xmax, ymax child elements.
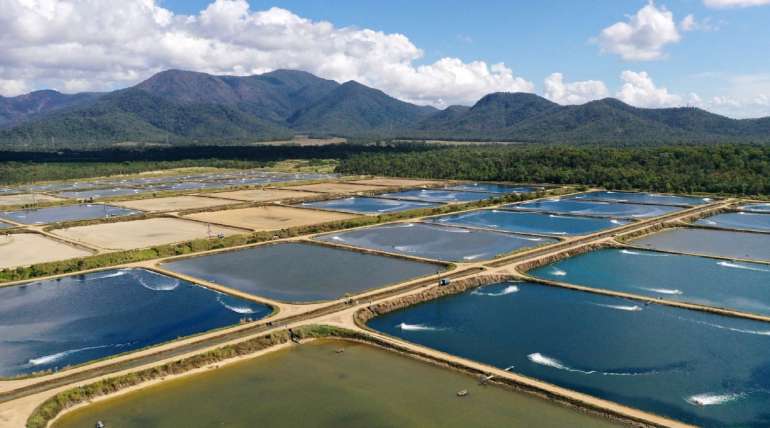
<box><xmin>315</xmin><ymin>223</ymin><xmax>557</xmax><ymax>262</ymax></box>
<box><xmin>0</xmin><ymin>204</ymin><xmax>140</xmax><ymax>224</ymax></box>
<box><xmin>56</xmin><ymin>187</ymin><xmax>144</xmax><ymax>200</ymax></box>
<box><xmin>301</xmin><ymin>197</ymin><xmax>441</xmax><ymax>214</ymax></box>
<box><xmin>428</xmin><ymin>210</ymin><xmax>628</xmax><ymax>236</ymax></box>
<box><xmin>571</xmin><ymin>191</ymin><xmax>710</xmax><ymax>207</ymax></box>
<box><xmin>696</xmin><ymin>212</ymin><xmax>770</xmax><ymax>233</ymax></box>
<box><xmin>632</xmin><ymin>228</ymin><xmax>770</xmax><ymax>262</ymax></box>
<box><xmin>531</xmin><ymin>247</ymin><xmax>770</xmax><ymax>316</ymax></box>
<box><xmin>162</xmin><ymin>242</ymin><xmax>444</xmax><ymax>302</ymax></box>
<box><xmin>739</xmin><ymin>202</ymin><xmax>770</xmax><ymax>213</ymax></box>
<box><xmin>505</xmin><ymin>199</ymin><xmax>681</xmax><ymax>219</ymax></box>
<box><xmin>377</xmin><ymin>189</ymin><xmax>499</xmax><ymax>203</ymax></box>
<box><xmin>0</xmin><ymin>268</ymin><xmax>270</xmax><ymax>377</ymax></box>
<box><xmin>368</xmin><ymin>282</ymin><xmax>770</xmax><ymax>427</ymax></box>
<box><xmin>444</xmin><ymin>183</ymin><xmax>539</xmax><ymax>194</ymax></box>
<box><xmin>52</xmin><ymin>339</ymin><xmax>617</xmax><ymax>428</ymax></box>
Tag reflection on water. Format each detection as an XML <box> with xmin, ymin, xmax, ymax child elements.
<box><xmin>633</xmin><ymin>228</ymin><xmax>770</xmax><ymax>262</ymax></box>
<box><xmin>429</xmin><ymin>210</ymin><xmax>627</xmax><ymax>236</ymax></box>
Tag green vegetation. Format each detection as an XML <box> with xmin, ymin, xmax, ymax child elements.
<box><xmin>338</xmin><ymin>144</ymin><xmax>770</xmax><ymax>195</ymax></box>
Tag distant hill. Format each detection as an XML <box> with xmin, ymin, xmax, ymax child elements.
<box><xmin>1</xmin><ymin>69</ymin><xmax>768</xmax><ymax>147</ymax></box>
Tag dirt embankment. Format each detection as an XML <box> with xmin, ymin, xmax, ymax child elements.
<box><xmin>513</xmin><ymin>242</ymin><xmax>618</xmax><ymax>273</ymax></box>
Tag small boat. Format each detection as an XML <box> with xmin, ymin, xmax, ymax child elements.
<box><xmin>456</xmin><ymin>389</ymin><xmax>469</xmax><ymax>397</ymax></box>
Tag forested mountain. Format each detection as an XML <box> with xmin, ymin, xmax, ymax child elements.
<box><xmin>0</xmin><ymin>68</ymin><xmax>768</xmax><ymax>147</ymax></box>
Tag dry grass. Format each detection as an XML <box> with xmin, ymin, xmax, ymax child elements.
<box><xmin>0</xmin><ymin>194</ymin><xmax>67</xmax><ymax>207</ymax></box>
<box><xmin>210</xmin><ymin>189</ymin><xmax>318</xmax><ymax>202</ymax></box>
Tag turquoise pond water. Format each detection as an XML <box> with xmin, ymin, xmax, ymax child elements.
<box><xmin>315</xmin><ymin>223</ymin><xmax>557</xmax><ymax>262</ymax></box>
<box><xmin>504</xmin><ymin>199</ymin><xmax>680</xmax><ymax>219</ymax></box>
<box><xmin>377</xmin><ymin>189</ymin><xmax>499</xmax><ymax>203</ymax></box>
<box><xmin>368</xmin><ymin>282</ymin><xmax>770</xmax><ymax>427</ymax></box>
<box><xmin>428</xmin><ymin>210</ymin><xmax>628</xmax><ymax>236</ymax></box>
<box><xmin>696</xmin><ymin>212</ymin><xmax>770</xmax><ymax>232</ymax></box>
<box><xmin>301</xmin><ymin>197</ymin><xmax>441</xmax><ymax>214</ymax></box>
<box><xmin>0</xmin><ymin>204</ymin><xmax>140</xmax><ymax>224</ymax></box>
<box><xmin>571</xmin><ymin>191</ymin><xmax>709</xmax><ymax>207</ymax></box>
<box><xmin>0</xmin><ymin>269</ymin><xmax>270</xmax><ymax>377</ymax></box>
<box><xmin>444</xmin><ymin>183</ymin><xmax>538</xmax><ymax>194</ymax></box>
<box><xmin>632</xmin><ymin>228</ymin><xmax>770</xmax><ymax>262</ymax></box>
<box><xmin>162</xmin><ymin>242</ymin><xmax>444</xmax><ymax>302</ymax></box>
<box><xmin>530</xmin><ymin>248</ymin><xmax>770</xmax><ymax>316</ymax></box>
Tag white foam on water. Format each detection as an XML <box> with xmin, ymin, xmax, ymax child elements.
<box><xmin>592</xmin><ymin>303</ymin><xmax>643</xmax><ymax>312</ymax></box>
<box><xmin>702</xmin><ymin>220</ymin><xmax>718</xmax><ymax>225</ymax></box>
<box><xmin>28</xmin><ymin>343</ymin><xmax>129</xmax><ymax>366</ymax></box>
<box><xmin>85</xmin><ymin>269</ymin><xmax>130</xmax><ymax>281</ymax></box>
<box><xmin>702</xmin><ymin>197</ymin><xmax>713</xmax><ymax>202</ymax></box>
<box><xmin>393</xmin><ymin>245</ymin><xmax>418</xmax><ymax>253</ymax></box>
<box><xmin>520</xmin><ymin>236</ymin><xmax>544</xmax><ymax>242</ymax></box>
<box><xmin>717</xmin><ymin>261</ymin><xmax>770</xmax><ymax>273</ymax></box>
<box><xmin>610</xmin><ymin>219</ymin><xmax>623</xmax><ymax>225</ymax></box>
<box><xmin>463</xmin><ymin>253</ymin><xmax>486</xmax><ymax>261</ymax></box>
<box><xmin>471</xmin><ymin>285</ymin><xmax>519</xmax><ymax>296</ymax></box>
<box><xmin>677</xmin><ymin>316</ymin><xmax>770</xmax><ymax>336</ymax></box>
<box><xmin>620</xmin><ymin>249</ymin><xmax>669</xmax><ymax>257</ymax></box>
<box><xmin>133</xmin><ymin>271</ymin><xmax>180</xmax><ymax>291</ymax></box>
<box><xmin>686</xmin><ymin>392</ymin><xmax>745</xmax><ymax>407</ymax></box>
<box><xmin>640</xmin><ymin>287</ymin><xmax>683</xmax><ymax>295</ymax></box>
<box><xmin>397</xmin><ymin>323</ymin><xmax>444</xmax><ymax>331</ymax></box>
<box><xmin>528</xmin><ymin>353</ymin><xmax>661</xmax><ymax>376</ymax></box>
<box><xmin>217</xmin><ymin>295</ymin><xmax>257</xmax><ymax>314</ymax></box>
<box><xmin>550</xmin><ymin>268</ymin><xmax>567</xmax><ymax>276</ymax></box>
<box><xmin>330</xmin><ymin>236</ymin><xmax>343</xmax><ymax>241</ymax></box>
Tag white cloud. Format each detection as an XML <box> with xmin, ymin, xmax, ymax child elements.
<box><xmin>704</xmin><ymin>0</ymin><xmax>770</xmax><ymax>8</ymax></box>
<box><xmin>543</xmin><ymin>73</ymin><xmax>609</xmax><ymax>105</ymax></box>
<box><xmin>680</xmin><ymin>14</ymin><xmax>697</xmax><ymax>31</ymax></box>
<box><xmin>616</xmin><ymin>70</ymin><xmax>683</xmax><ymax>107</ymax></box>
<box><xmin>0</xmin><ymin>79</ymin><xmax>29</xmax><ymax>97</ymax></box>
<box><xmin>679</xmin><ymin>15</ymin><xmax>720</xmax><ymax>32</ymax></box>
<box><xmin>0</xmin><ymin>0</ymin><xmax>532</xmax><ymax>106</ymax></box>
<box><xmin>597</xmin><ymin>2</ymin><xmax>681</xmax><ymax>61</ymax></box>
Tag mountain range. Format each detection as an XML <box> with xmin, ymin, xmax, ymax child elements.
<box><xmin>1</xmin><ymin>69</ymin><xmax>769</xmax><ymax>147</ymax></box>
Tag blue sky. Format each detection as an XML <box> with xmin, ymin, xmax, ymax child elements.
<box><xmin>2</xmin><ymin>0</ymin><xmax>769</xmax><ymax>117</ymax></box>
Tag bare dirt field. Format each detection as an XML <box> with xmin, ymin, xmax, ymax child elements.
<box><xmin>251</xmin><ymin>136</ymin><xmax>346</xmax><ymax>146</ymax></box>
<box><xmin>0</xmin><ymin>233</ymin><xmax>92</xmax><ymax>269</ymax></box>
<box><xmin>113</xmin><ymin>196</ymin><xmax>238</xmax><ymax>212</ymax></box>
<box><xmin>286</xmin><ymin>182</ymin><xmax>390</xmax><ymax>193</ymax></box>
<box><xmin>0</xmin><ymin>194</ymin><xmax>67</xmax><ymax>207</ymax></box>
<box><xmin>348</xmin><ymin>178</ymin><xmax>445</xmax><ymax>188</ymax></box>
<box><xmin>184</xmin><ymin>206</ymin><xmax>357</xmax><ymax>231</ymax></box>
<box><xmin>211</xmin><ymin>189</ymin><xmax>318</xmax><ymax>202</ymax></box>
<box><xmin>51</xmin><ymin>218</ymin><xmax>243</xmax><ymax>251</ymax></box>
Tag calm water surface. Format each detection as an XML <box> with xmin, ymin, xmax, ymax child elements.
<box><xmin>378</xmin><ymin>189</ymin><xmax>498</xmax><ymax>203</ymax></box>
<box><xmin>0</xmin><ymin>204</ymin><xmax>139</xmax><ymax>224</ymax></box>
<box><xmin>531</xmin><ymin>248</ymin><xmax>770</xmax><ymax>316</ymax></box>
<box><xmin>57</xmin><ymin>188</ymin><xmax>144</xmax><ymax>199</ymax></box>
<box><xmin>0</xmin><ymin>269</ymin><xmax>270</xmax><ymax>377</ymax></box>
<box><xmin>53</xmin><ymin>340</ymin><xmax>618</xmax><ymax>428</ymax></box>
<box><xmin>633</xmin><ymin>228</ymin><xmax>770</xmax><ymax>261</ymax></box>
<box><xmin>369</xmin><ymin>282</ymin><xmax>770</xmax><ymax>427</ymax></box>
<box><xmin>315</xmin><ymin>223</ymin><xmax>556</xmax><ymax>262</ymax></box>
<box><xmin>444</xmin><ymin>183</ymin><xmax>538</xmax><ymax>194</ymax></box>
<box><xmin>505</xmin><ymin>199</ymin><xmax>680</xmax><ymax>218</ymax></box>
<box><xmin>163</xmin><ymin>242</ymin><xmax>444</xmax><ymax>302</ymax></box>
<box><xmin>429</xmin><ymin>210</ymin><xmax>628</xmax><ymax>236</ymax></box>
<box><xmin>302</xmin><ymin>197</ymin><xmax>441</xmax><ymax>214</ymax></box>
<box><xmin>571</xmin><ymin>191</ymin><xmax>709</xmax><ymax>206</ymax></box>
<box><xmin>697</xmin><ymin>212</ymin><xmax>770</xmax><ymax>232</ymax></box>
<box><xmin>740</xmin><ymin>203</ymin><xmax>770</xmax><ymax>213</ymax></box>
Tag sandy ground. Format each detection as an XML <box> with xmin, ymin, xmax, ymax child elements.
<box><xmin>51</xmin><ymin>218</ymin><xmax>243</xmax><ymax>251</ymax></box>
<box><xmin>286</xmin><ymin>182</ymin><xmax>389</xmax><ymax>193</ymax></box>
<box><xmin>0</xmin><ymin>194</ymin><xmax>67</xmax><ymax>207</ymax></box>
<box><xmin>0</xmin><ymin>234</ymin><xmax>92</xmax><ymax>269</ymax></box>
<box><xmin>184</xmin><ymin>206</ymin><xmax>357</xmax><ymax>231</ymax></box>
<box><xmin>112</xmin><ymin>196</ymin><xmax>238</xmax><ymax>212</ymax></box>
<box><xmin>210</xmin><ymin>189</ymin><xmax>318</xmax><ymax>202</ymax></box>
<box><xmin>348</xmin><ymin>178</ymin><xmax>444</xmax><ymax>188</ymax></box>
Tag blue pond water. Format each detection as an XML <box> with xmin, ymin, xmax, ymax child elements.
<box><xmin>531</xmin><ymin>248</ymin><xmax>770</xmax><ymax>316</ymax></box>
<box><xmin>571</xmin><ymin>191</ymin><xmax>709</xmax><ymax>207</ymax></box>
<box><xmin>633</xmin><ymin>228</ymin><xmax>770</xmax><ymax>262</ymax></box>
<box><xmin>505</xmin><ymin>199</ymin><xmax>680</xmax><ymax>219</ymax></box>
<box><xmin>57</xmin><ymin>188</ymin><xmax>144</xmax><ymax>200</ymax></box>
<box><xmin>301</xmin><ymin>197</ymin><xmax>441</xmax><ymax>214</ymax></box>
<box><xmin>444</xmin><ymin>183</ymin><xmax>538</xmax><ymax>194</ymax></box>
<box><xmin>377</xmin><ymin>189</ymin><xmax>499</xmax><ymax>203</ymax></box>
<box><xmin>740</xmin><ymin>203</ymin><xmax>770</xmax><ymax>213</ymax></box>
<box><xmin>0</xmin><ymin>221</ymin><xmax>11</xmax><ymax>229</ymax></box>
<box><xmin>315</xmin><ymin>223</ymin><xmax>557</xmax><ymax>262</ymax></box>
<box><xmin>0</xmin><ymin>204</ymin><xmax>140</xmax><ymax>224</ymax></box>
<box><xmin>0</xmin><ymin>269</ymin><xmax>270</xmax><ymax>377</ymax></box>
<box><xmin>162</xmin><ymin>242</ymin><xmax>444</xmax><ymax>302</ymax></box>
<box><xmin>697</xmin><ymin>212</ymin><xmax>770</xmax><ymax>233</ymax></box>
<box><xmin>369</xmin><ymin>282</ymin><xmax>770</xmax><ymax>427</ymax></box>
<box><xmin>428</xmin><ymin>210</ymin><xmax>628</xmax><ymax>236</ymax></box>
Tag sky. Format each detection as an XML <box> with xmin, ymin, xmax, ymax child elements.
<box><xmin>1</xmin><ymin>0</ymin><xmax>769</xmax><ymax>118</ymax></box>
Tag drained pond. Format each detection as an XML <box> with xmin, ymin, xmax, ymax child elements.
<box><xmin>0</xmin><ymin>204</ymin><xmax>139</xmax><ymax>224</ymax></box>
<box><xmin>632</xmin><ymin>228</ymin><xmax>770</xmax><ymax>262</ymax></box>
<box><xmin>530</xmin><ymin>247</ymin><xmax>770</xmax><ymax>316</ymax></box>
<box><xmin>162</xmin><ymin>242</ymin><xmax>444</xmax><ymax>302</ymax></box>
<box><xmin>428</xmin><ymin>210</ymin><xmax>628</xmax><ymax>236</ymax></box>
<box><xmin>0</xmin><ymin>269</ymin><xmax>270</xmax><ymax>377</ymax></box>
<box><xmin>301</xmin><ymin>197</ymin><xmax>441</xmax><ymax>214</ymax></box>
<box><xmin>315</xmin><ymin>223</ymin><xmax>557</xmax><ymax>262</ymax></box>
<box><xmin>368</xmin><ymin>282</ymin><xmax>770</xmax><ymax>427</ymax></box>
<box><xmin>505</xmin><ymin>199</ymin><xmax>680</xmax><ymax>218</ymax></box>
<box><xmin>52</xmin><ymin>339</ymin><xmax>618</xmax><ymax>428</ymax></box>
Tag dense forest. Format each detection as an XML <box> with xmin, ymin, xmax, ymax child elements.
<box><xmin>337</xmin><ymin>144</ymin><xmax>770</xmax><ymax>196</ymax></box>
